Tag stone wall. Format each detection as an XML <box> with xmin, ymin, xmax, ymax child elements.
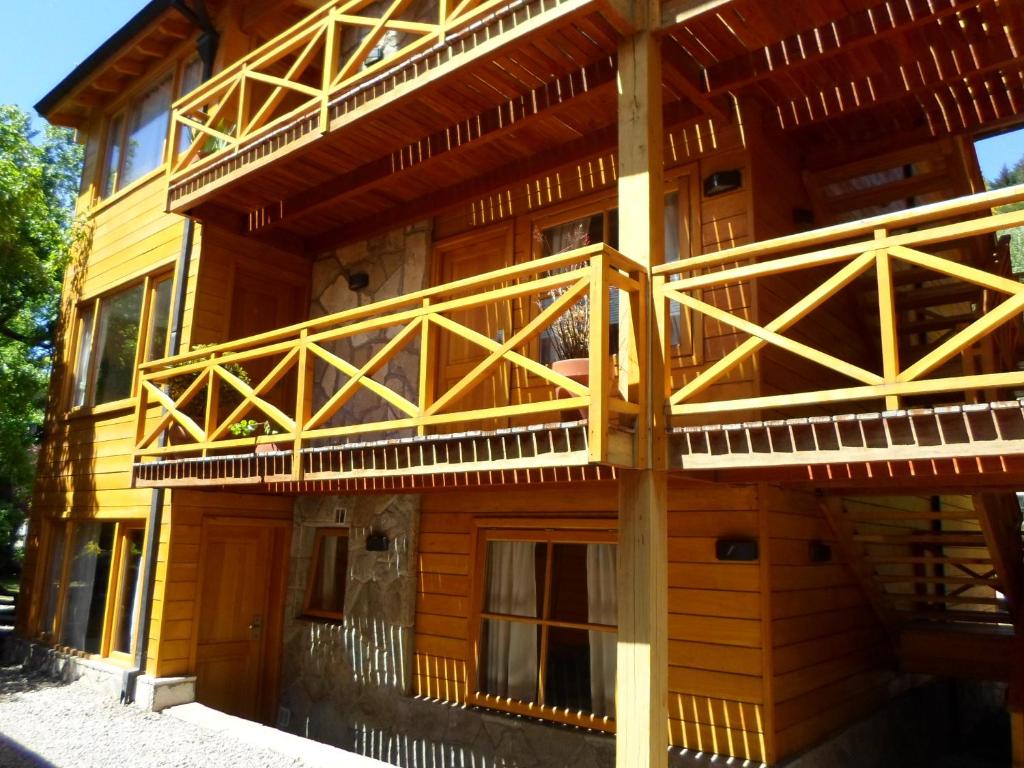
<box><xmin>309</xmin><ymin>221</ymin><xmax>430</xmax><ymax>435</ymax></box>
<box><xmin>279</xmin><ymin>223</ymin><xmax>619</xmax><ymax>768</ymax></box>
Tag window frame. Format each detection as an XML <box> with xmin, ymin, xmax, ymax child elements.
<box><xmin>302</xmin><ymin>527</ymin><xmax>350</xmax><ymax>622</ymax></box>
<box><xmin>98</xmin><ymin>51</ymin><xmax>199</xmax><ymax>201</ymax></box>
<box><xmin>36</xmin><ymin>519</ymin><xmax>147</xmax><ymax>664</ymax></box>
<box><xmin>67</xmin><ymin>270</ymin><xmax>175</xmax><ymax>414</ymax></box>
<box><xmin>104</xmin><ymin>521</ymin><xmax>147</xmax><ymax>663</ymax></box>
<box><xmin>467</xmin><ymin>518</ymin><xmax>617</xmax><ymax>732</ymax></box>
<box><xmin>34</xmin><ymin>519</ymin><xmax>70</xmax><ymax>642</ymax></box>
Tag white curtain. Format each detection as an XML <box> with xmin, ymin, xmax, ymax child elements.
<box><xmin>587</xmin><ymin>543</ymin><xmax>617</xmax><ymax>717</ymax></box>
<box><xmin>483</xmin><ymin>541</ymin><xmax>538</xmax><ymax>701</ymax></box>
<box><xmin>60</xmin><ymin>523</ymin><xmax>102</xmax><ymax>650</ymax></box>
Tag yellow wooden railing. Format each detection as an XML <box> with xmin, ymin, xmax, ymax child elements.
<box><xmin>654</xmin><ymin>184</ymin><xmax>1024</xmax><ymax>419</ymax></box>
<box><xmin>133</xmin><ymin>244</ymin><xmax>643</xmax><ymax>470</ymax></box>
<box><xmin>168</xmin><ymin>0</ymin><xmax>525</xmax><ymax>187</ymax></box>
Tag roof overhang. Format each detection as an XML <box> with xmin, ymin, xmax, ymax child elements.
<box><xmin>35</xmin><ymin>0</ymin><xmax>194</xmax><ymax>128</ymax></box>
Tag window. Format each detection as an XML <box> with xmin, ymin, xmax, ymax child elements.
<box><xmin>59</xmin><ymin>522</ymin><xmax>116</xmax><ymax>654</ymax></box>
<box><xmin>102</xmin><ymin>57</ymin><xmax>202</xmax><ymax>198</ymax></box>
<box><xmin>535</xmin><ymin>192</ymin><xmax>691</xmax><ymax>363</ymax></box>
<box><xmin>38</xmin><ymin>522</ymin><xmax>68</xmax><ymax>640</ymax></box>
<box><xmin>70</xmin><ymin>273</ymin><xmax>173</xmax><ymax>409</ymax></box>
<box><xmin>38</xmin><ymin>520</ymin><xmax>147</xmax><ymax>658</ymax></box>
<box><xmin>472</xmin><ymin>527</ymin><xmax>617</xmax><ymax>726</ymax></box>
<box><xmin>110</xmin><ymin>526</ymin><xmax>146</xmax><ymax>658</ymax></box>
<box><xmin>303</xmin><ymin>528</ymin><xmax>349</xmax><ymax>620</ymax></box>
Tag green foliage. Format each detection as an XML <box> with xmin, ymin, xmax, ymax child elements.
<box><xmin>228</xmin><ymin>419</ymin><xmax>281</xmax><ymax>438</ymax></box>
<box><xmin>0</xmin><ymin>106</ymin><xmax>84</xmax><ymax>574</ymax></box>
<box><xmin>986</xmin><ymin>150</ymin><xmax>1024</xmax><ymax>274</ymax></box>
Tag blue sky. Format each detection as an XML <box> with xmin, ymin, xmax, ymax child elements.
<box><xmin>2</xmin><ymin>1</ymin><xmax>143</xmax><ymax>115</ymax></box>
<box><xmin>3</xmin><ymin>2</ymin><xmax>1024</xmax><ymax>181</ymax></box>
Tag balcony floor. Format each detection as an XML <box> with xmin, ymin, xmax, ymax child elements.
<box><xmin>133</xmin><ymin>420</ymin><xmax>630</xmax><ymax>490</ymax></box>
<box><xmin>671</xmin><ymin>399</ymin><xmax>1024</xmax><ymax>487</ymax></box>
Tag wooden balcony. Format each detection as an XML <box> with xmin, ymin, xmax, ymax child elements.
<box><xmin>132</xmin><ymin>244</ymin><xmax>644</xmax><ymax>488</ymax></box>
<box><xmin>656</xmin><ymin>184</ymin><xmax>1024</xmax><ymax>480</ymax></box>
<box><xmin>166</xmin><ymin>0</ymin><xmax>624</xmax><ymax>216</ymax></box>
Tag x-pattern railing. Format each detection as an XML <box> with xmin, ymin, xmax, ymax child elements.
<box><xmin>654</xmin><ymin>184</ymin><xmax>1024</xmax><ymax>419</ymax></box>
<box><xmin>134</xmin><ymin>244</ymin><xmax>643</xmax><ymax>472</ymax></box>
<box><xmin>169</xmin><ymin>0</ymin><xmax>517</xmax><ymax>185</ymax></box>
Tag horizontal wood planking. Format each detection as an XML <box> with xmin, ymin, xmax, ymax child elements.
<box><xmin>763</xmin><ymin>486</ymin><xmax>894</xmax><ymax>761</ymax></box>
<box><xmin>414</xmin><ymin>482</ymin><xmax>767</xmax><ymax>759</ymax></box>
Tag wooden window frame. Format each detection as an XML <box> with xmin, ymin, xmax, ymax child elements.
<box><xmin>38</xmin><ymin>519</ymin><xmax>145</xmax><ymax>665</ymax></box>
<box><xmin>467</xmin><ymin>518</ymin><xmax>617</xmax><ymax>732</ymax></box>
<box><xmin>67</xmin><ymin>270</ymin><xmax>174</xmax><ymax>414</ymax></box>
<box><xmin>33</xmin><ymin>519</ymin><xmax>69</xmax><ymax>642</ymax></box>
<box><xmin>103</xmin><ymin>522</ymin><xmax>147</xmax><ymax>663</ymax></box>
<box><xmin>98</xmin><ymin>51</ymin><xmax>197</xmax><ymax>201</ymax></box>
<box><xmin>302</xmin><ymin>527</ymin><xmax>350</xmax><ymax>622</ymax></box>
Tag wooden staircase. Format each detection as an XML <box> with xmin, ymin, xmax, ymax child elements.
<box><xmin>823</xmin><ymin>493</ymin><xmax>1024</xmax><ymax>682</ymax></box>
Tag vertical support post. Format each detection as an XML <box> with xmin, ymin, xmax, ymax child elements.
<box><xmin>589</xmin><ymin>249</ymin><xmax>609</xmax><ymax>463</ymax></box>
<box><xmin>616</xmin><ymin>11</ymin><xmax>668</xmax><ymax>768</ymax></box>
<box><xmin>875</xmin><ymin>229</ymin><xmax>900</xmax><ymax>410</ymax></box>
<box><xmin>203</xmin><ymin>355</ymin><xmax>220</xmax><ymax>458</ymax></box>
<box><xmin>237</xmin><ymin>66</ymin><xmax>251</xmax><ymax>143</ymax></box>
<box><xmin>321</xmin><ymin>13</ymin><xmax>339</xmax><ymax>134</ymax></box>
<box><xmin>294</xmin><ymin>329</ymin><xmax>312</xmax><ymax>480</ymax></box>
<box><xmin>418</xmin><ymin>304</ymin><xmax>435</xmax><ymax>436</ymax></box>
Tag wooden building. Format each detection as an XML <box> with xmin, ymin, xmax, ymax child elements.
<box><xmin>16</xmin><ymin>0</ymin><xmax>1024</xmax><ymax>764</ymax></box>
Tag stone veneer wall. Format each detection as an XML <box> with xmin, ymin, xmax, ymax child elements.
<box><xmin>308</xmin><ymin>221</ymin><xmax>430</xmax><ymax>433</ymax></box>
<box><xmin>278</xmin><ymin>222</ymin><xmax>618</xmax><ymax>767</ymax></box>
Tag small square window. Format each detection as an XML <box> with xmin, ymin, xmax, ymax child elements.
<box><xmin>303</xmin><ymin>528</ymin><xmax>349</xmax><ymax>620</ymax></box>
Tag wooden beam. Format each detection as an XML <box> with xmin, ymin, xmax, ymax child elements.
<box><xmin>700</xmin><ymin>0</ymin><xmax>990</xmax><ymax>97</ymax></box>
<box><xmin>659</xmin><ymin>0</ymin><xmax>732</xmax><ymax>30</ymax></box>
<box><xmin>306</xmin><ymin>123</ymin><xmax>619</xmax><ymax>250</ymax></box>
<box><xmin>975</xmin><ymin>492</ymin><xmax>1024</xmax><ymax>630</ymax></box>
<box><xmin>615</xmin><ymin>18</ymin><xmax>668</xmax><ymax>768</ymax></box>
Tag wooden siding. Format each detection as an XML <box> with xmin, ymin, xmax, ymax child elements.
<box><xmin>413</xmin><ymin>481</ymin><xmax>772</xmax><ymax>762</ymax></box>
<box><xmin>150</xmin><ymin>490</ymin><xmax>293</xmax><ymax>677</ymax></box>
<box><xmin>763</xmin><ymin>486</ymin><xmax>893</xmax><ymax>760</ymax></box>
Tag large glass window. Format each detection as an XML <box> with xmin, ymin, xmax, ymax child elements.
<box><xmin>102</xmin><ymin>57</ymin><xmax>203</xmax><ymax>198</ymax></box>
<box><xmin>93</xmin><ymin>284</ymin><xmax>145</xmax><ymax>404</ymax></box>
<box><xmin>475</xmin><ymin>529</ymin><xmax>617</xmax><ymax>724</ymax></box>
<box><xmin>59</xmin><ymin>522</ymin><xmax>116</xmax><ymax>654</ymax></box>
<box><xmin>70</xmin><ymin>274</ymin><xmax>173</xmax><ymax>409</ymax></box>
<box><xmin>71</xmin><ymin>306</ymin><xmax>95</xmax><ymax>409</ymax></box>
<box><xmin>303</xmin><ymin>528</ymin><xmax>349</xmax><ymax>620</ymax></box>
<box><xmin>111</xmin><ymin>527</ymin><xmax>145</xmax><ymax>656</ymax></box>
<box><xmin>39</xmin><ymin>522</ymin><xmax>67</xmax><ymax>640</ymax></box>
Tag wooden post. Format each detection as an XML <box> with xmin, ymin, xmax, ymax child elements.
<box><xmin>875</xmin><ymin>229</ymin><xmax>901</xmax><ymax>410</ymax></box>
<box><xmin>616</xmin><ymin>10</ymin><xmax>668</xmax><ymax>768</ymax></box>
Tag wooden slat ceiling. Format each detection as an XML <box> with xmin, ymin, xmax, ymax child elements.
<box><xmin>199</xmin><ymin>0</ymin><xmax>1024</xmax><ymax>250</ymax></box>
<box><xmin>664</xmin><ymin>0</ymin><xmax>1024</xmax><ymax>165</ymax></box>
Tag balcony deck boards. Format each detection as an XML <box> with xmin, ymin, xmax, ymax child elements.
<box><xmin>134</xmin><ymin>420</ymin><xmax>632</xmax><ymax>489</ymax></box>
<box><xmin>670</xmin><ymin>399</ymin><xmax>1024</xmax><ymax>473</ymax></box>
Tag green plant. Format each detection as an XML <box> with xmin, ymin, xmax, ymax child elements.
<box><xmin>165</xmin><ymin>344</ymin><xmax>252</xmax><ymax>423</ymax></box>
<box><xmin>228</xmin><ymin>419</ymin><xmax>281</xmax><ymax>438</ymax></box>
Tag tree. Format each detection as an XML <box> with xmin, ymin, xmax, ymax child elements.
<box><xmin>986</xmin><ymin>150</ymin><xmax>1024</xmax><ymax>274</ymax></box>
<box><xmin>0</xmin><ymin>106</ymin><xmax>84</xmax><ymax>577</ymax></box>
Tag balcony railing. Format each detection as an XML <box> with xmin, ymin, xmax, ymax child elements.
<box><xmin>133</xmin><ymin>245</ymin><xmax>644</xmax><ymax>481</ymax></box>
<box><xmin>169</xmin><ymin>0</ymin><xmax>533</xmax><ymax>192</ymax></box>
<box><xmin>654</xmin><ymin>184</ymin><xmax>1024</xmax><ymax>422</ymax></box>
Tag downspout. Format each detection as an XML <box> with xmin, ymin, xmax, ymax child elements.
<box><xmin>121</xmin><ymin>1</ymin><xmax>218</xmax><ymax>705</ymax></box>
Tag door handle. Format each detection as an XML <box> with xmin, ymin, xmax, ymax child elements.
<box><xmin>248</xmin><ymin>615</ymin><xmax>263</xmax><ymax>636</ymax></box>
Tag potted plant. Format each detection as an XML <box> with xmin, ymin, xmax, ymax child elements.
<box><xmin>228</xmin><ymin>418</ymin><xmax>283</xmax><ymax>454</ymax></box>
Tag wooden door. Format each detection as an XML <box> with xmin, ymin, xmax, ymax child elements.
<box><xmin>194</xmin><ymin>522</ymin><xmax>276</xmax><ymax>721</ymax></box>
<box><xmin>433</xmin><ymin>226</ymin><xmax>514</xmax><ymax>430</ymax></box>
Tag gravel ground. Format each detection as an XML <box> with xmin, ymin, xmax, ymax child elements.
<box><xmin>0</xmin><ymin>665</ymin><xmax>315</xmax><ymax>768</ymax></box>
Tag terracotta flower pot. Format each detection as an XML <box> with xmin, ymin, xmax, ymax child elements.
<box><xmin>551</xmin><ymin>357</ymin><xmax>590</xmax><ymax>420</ymax></box>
